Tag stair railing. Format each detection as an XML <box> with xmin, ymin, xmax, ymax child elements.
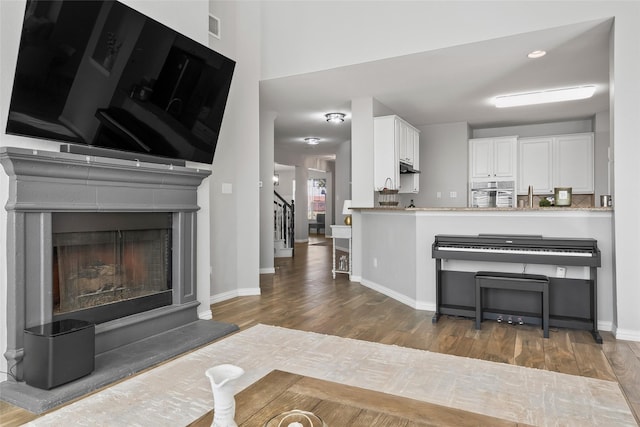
<box><xmin>274</xmin><ymin>191</ymin><xmax>295</xmax><ymax>255</ymax></box>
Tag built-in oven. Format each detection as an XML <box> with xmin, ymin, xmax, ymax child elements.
<box><xmin>469</xmin><ymin>180</ymin><xmax>516</xmax><ymax>208</ymax></box>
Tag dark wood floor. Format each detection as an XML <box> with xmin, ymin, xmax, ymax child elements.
<box><xmin>211</xmin><ymin>236</ymin><xmax>640</xmax><ymax>425</ymax></box>
<box><xmin>2</xmin><ymin>236</ymin><xmax>639</xmax><ymax>425</ymax></box>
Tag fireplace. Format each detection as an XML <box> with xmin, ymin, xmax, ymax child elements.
<box><xmin>52</xmin><ymin>212</ymin><xmax>173</xmax><ymax>324</ymax></box>
<box><xmin>0</xmin><ymin>147</ymin><xmax>210</xmax><ymax>382</ymax></box>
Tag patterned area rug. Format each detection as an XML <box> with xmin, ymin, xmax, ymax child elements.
<box><xmin>25</xmin><ymin>324</ymin><xmax>636</xmax><ymax>426</ymax></box>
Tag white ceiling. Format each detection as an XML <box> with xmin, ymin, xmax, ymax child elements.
<box><xmin>261</xmin><ymin>18</ymin><xmax>612</xmax><ymax>165</ymax></box>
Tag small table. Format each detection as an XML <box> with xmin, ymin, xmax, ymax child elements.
<box><xmin>330</xmin><ymin>225</ymin><xmax>351</xmax><ymax>279</ymax></box>
<box><xmin>188</xmin><ymin>370</ymin><xmax>522</xmax><ymax>426</ymax></box>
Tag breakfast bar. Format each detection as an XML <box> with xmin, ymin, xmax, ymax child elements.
<box><xmin>349</xmin><ymin>207</ymin><xmax>614</xmax><ymax>334</ymax></box>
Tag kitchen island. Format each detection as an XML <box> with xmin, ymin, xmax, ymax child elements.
<box><xmin>349</xmin><ymin>207</ymin><xmax>614</xmax><ymax>332</ymax></box>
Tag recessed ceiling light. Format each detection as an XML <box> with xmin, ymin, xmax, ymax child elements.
<box><xmin>305</xmin><ymin>137</ymin><xmax>320</xmax><ymax>145</ymax></box>
<box><xmin>324</xmin><ymin>113</ymin><xmax>345</xmax><ymax>123</ymax></box>
<box><xmin>494</xmin><ymin>85</ymin><xmax>596</xmax><ymax>108</ymax></box>
<box><xmin>527</xmin><ymin>50</ymin><xmax>547</xmax><ymax>59</ymax></box>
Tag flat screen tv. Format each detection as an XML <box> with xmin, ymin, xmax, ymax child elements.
<box><xmin>6</xmin><ymin>0</ymin><xmax>235</xmax><ymax>164</ymax></box>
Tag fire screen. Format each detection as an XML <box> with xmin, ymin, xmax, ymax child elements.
<box><xmin>52</xmin><ymin>213</ymin><xmax>172</xmax><ymax>323</ymax></box>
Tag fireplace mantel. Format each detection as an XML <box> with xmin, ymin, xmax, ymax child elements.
<box><xmin>0</xmin><ymin>146</ymin><xmax>211</xmax><ymax>382</ymax></box>
<box><xmin>0</xmin><ymin>147</ymin><xmax>210</xmax><ymax>212</ymax></box>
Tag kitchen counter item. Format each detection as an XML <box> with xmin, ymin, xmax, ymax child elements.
<box><xmin>377</xmin><ymin>178</ymin><xmax>399</xmax><ymax>206</ymax></box>
<box><xmin>600</xmin><ymin>195</ymin><xmax>612</xmax><ymax>207</ymax></box>
<box><xmin>554</xmin><ymin>187</ymin><xmax>572</xmax><ymax>206</ymax></box>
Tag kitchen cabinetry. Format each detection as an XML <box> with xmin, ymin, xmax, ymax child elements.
<box><xmin>374</xmin><ymin>115</ymin><xmax>420</xmax><ymax>194</ymax></box>
<box><xmin>518</xmin><ymin>137</ymin><xmax>553</xmax><ymax>194</ymax></box>
<box><xmin>398</xmin><ymin>121</ymin><xmax>418</xmax><ymax>165</ymax></box>
<box><xmin>469</xmin><ymin>136</ymin><xmax>517</xmax><ymax>179</ymax></box>
<box><xmin>553</xmin><ymin>133</ymin><xmax>594</xmax><ymax>193</ymax></box>
<box><xmin>518</xmin><ymin>133</ymin><xmax>594</xmax><ymax>195</ymax></box>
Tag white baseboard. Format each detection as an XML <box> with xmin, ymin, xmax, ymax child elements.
<box><xmin>359</xmin><ymin>278</ymin><xmax>435</xmax><ymax>311</ymax></box>
<box><xmin>614</xmin><ymin>326</ymin><xmax>640</xmax><ymax>342</ymax></box>
<box><xmin>198</xmin><ymin>309</ymin><xmax>212</xmax><ymax>320</ymax></box>
<box><xmin>209</xmin><ymin>287</ymin><xmax>261</xmax><ymax>305</ymax></box>
<box><xmin>260</xmin><ymin>267</ymin><xmax>276</xmax><ymax>274</ymax></box>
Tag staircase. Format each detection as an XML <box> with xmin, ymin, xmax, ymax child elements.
<box><xmin>274</xmin><ymin>191</ymin><xmax>294</xmax><ymax>257</ymax></box>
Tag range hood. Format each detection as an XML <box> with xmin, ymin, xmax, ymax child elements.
<box><xmin>400</xmin><ymin>161</ymin><xmax>420</xmax><ymax>174</ymax></box>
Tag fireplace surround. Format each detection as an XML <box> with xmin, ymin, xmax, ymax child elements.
<box><xmin>0</xmin><ymin>146</ymin><xmax>210</xmax><ymax>382</ymax></box>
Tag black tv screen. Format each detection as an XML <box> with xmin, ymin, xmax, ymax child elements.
<box><xmin>6</xmin><ymin>0</ymin><xmax>235</xmax><ymax>164</ymax></box>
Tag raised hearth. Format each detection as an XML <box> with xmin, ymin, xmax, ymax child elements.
<box><xmin>0</xmin><ymin>146</ymin><xmax>210</xmax><ymax>383</ymax></box>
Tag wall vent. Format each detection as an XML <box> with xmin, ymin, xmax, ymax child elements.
<box><xmin>208</xmin><ymin>14</ymin><xmax>221</xmax><ymax>39</ymax></box>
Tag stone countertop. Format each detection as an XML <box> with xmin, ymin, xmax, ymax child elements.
<box><xmin>351</xmin><ymin>206</ymin><xmax>613</xmax><ymax>212</ymax></box>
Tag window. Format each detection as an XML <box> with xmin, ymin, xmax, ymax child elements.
<box><xmin>307</xmin><ymin>178</ymin><xmax>326</xmax><ymax>220</ymax></box>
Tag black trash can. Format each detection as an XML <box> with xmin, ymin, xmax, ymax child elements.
<box><xmin>23</xmin><ymin>319</ymin><xmax>95</xmax><ymax>389</ymax></box>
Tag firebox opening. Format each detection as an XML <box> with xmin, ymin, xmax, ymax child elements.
<box><xmin>52</xmin><ymin>212</ymin><xmax>173</xmax><ymax>324</ymax></box>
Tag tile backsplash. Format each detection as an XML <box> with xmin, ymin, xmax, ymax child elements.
<box><xmin>517</xmin><ymin>193</ymin><xmax>595</xmax><ymax>208</ymax></box>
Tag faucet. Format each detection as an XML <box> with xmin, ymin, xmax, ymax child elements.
<box><xmin>166</xmin><ymin>98</ymin><xmax>182</xmax><ymax>115</ymax></box>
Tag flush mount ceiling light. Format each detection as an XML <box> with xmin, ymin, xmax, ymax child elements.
<box><xmin>494</xmin><ymin>85</ymin><xmax>596</xmax><ymax>108</ymax></box>
<box><xmin>305</xmin><ymin>137</ymin><xmax>321</xmax><ymax>145</ymax></box>
<box><xmin>527</xmin><ymin>50</ymin><xmax>547</xmax><ymax>59</ymax></box>
<box><xmin>325</xmin><ymin>112</ymin><xmax>345</xmax><ymax>123</ymax></box>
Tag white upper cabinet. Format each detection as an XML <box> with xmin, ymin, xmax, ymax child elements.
<box><xmin>518</xmin><ymin>133</ymin><xmax>594</xmax><ymax>195</ymax></box>
<box><xmin>518</xmin><ymin>137</ymin><xmax>553</xmax><ymax>194</ymax></box>
<box><xmin>553</xmin><ymin>133</ymin><xmax>594</xmax><ymax>193</ymax></box>
<box><xmin>374</xmin><ymin>115</ymin><xmax>420</xmax><ymax>193</ymax></box>
<box><xmin>469</xmin><ymin>136</ymin><xmax>517</xmax><ymax>179</ymax></box>
<box><xmin>374</xmin><ymin>116</ymin><xmax>400</xmax><ymax>191</ymax></box>
<box><xmin>398</xmin><ymin>120</ymin><xmax>417</xmax><ymax>165</ymax></box>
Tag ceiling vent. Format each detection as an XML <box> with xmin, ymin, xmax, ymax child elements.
<box><xmin>208</xmin><ymin>14</ymin><xmax>221</xmax><ymax>39</ymax></box>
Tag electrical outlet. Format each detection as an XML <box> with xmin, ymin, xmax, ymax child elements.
<box><xmin>373</xmin><ymin>257</ymin><xmax>378</xmax><ymax>268</ymax></box>
<box><xmin>556</xmin><ymin>266</ymin><xmax>566</xmax><ymax>278</ymax></box>
<box><xmin>436</xmin><ymin>191</ymin><xmax>442</xmax><ymax>199</ymax></box>
<box><xmin>449</xmin><ymin>191</ymin><xmax>457</xmax><ymax>198</ymax></box>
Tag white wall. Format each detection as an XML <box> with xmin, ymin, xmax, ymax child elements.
<box><xmin>416</xmin><ymin>122</ymin><xmax>470</xmax><ymax>208</ymax></box>
<box><xmin>207</xmin><ymin>1</ymin><xmax>262</xmax><ymax>303</ymax></box>
<box><xmin>594</xmin><ymin>111</ymin><xmax>611</xmax><ymax>205</ymax></box>
<box><xmin>260</xmin><ymin>110</ymin><xmax>277</xmax><ymax>273</ymax></box>
<box><xmin>351</xmin><ymin>97</ymin><xmax>375</xmax><ymax>207</ymax></box>
<box><xmin>334</xmin><ymin>139</ymin><xmax>352</xmax><ymax>228</ymax></box>
<box><xmin>294</xmin><ymin>165</ymin><xmax>309</xmax><ymax>241</ymax></box>
<box><xmin>472</xmin><ymin>120</ymin><xmax>594</xmax><ymax>139</ymax></box>
<box><xmin>275</xmin><ymin>168</ymin><xmax>295</xmax><ymax>202</ymax></box>
<box><xmin>257</xmin><ymin>1</ymin><xmax>640</xmax><ymax>340</ymax></box>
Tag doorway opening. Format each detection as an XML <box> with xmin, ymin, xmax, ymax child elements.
<box><xmin>307</xmin><ymin>178</ymin><xmax>326</xmax><ymax>235</ymax></box>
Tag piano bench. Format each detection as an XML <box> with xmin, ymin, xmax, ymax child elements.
<box><xmin>475</xmin><ymin>272</ymin><xmax>549</xmax><ymax>338</ymax></box>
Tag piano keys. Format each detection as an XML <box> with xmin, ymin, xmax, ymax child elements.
<box><xmin>433</xmin><ymin>234</ymin><xmax>601</xmax><ymax>266</ymax></box>
<box><xmin>432</xmin><ymin>234</ymin><xmax>602</xmax><ymax>342</ymax></box>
